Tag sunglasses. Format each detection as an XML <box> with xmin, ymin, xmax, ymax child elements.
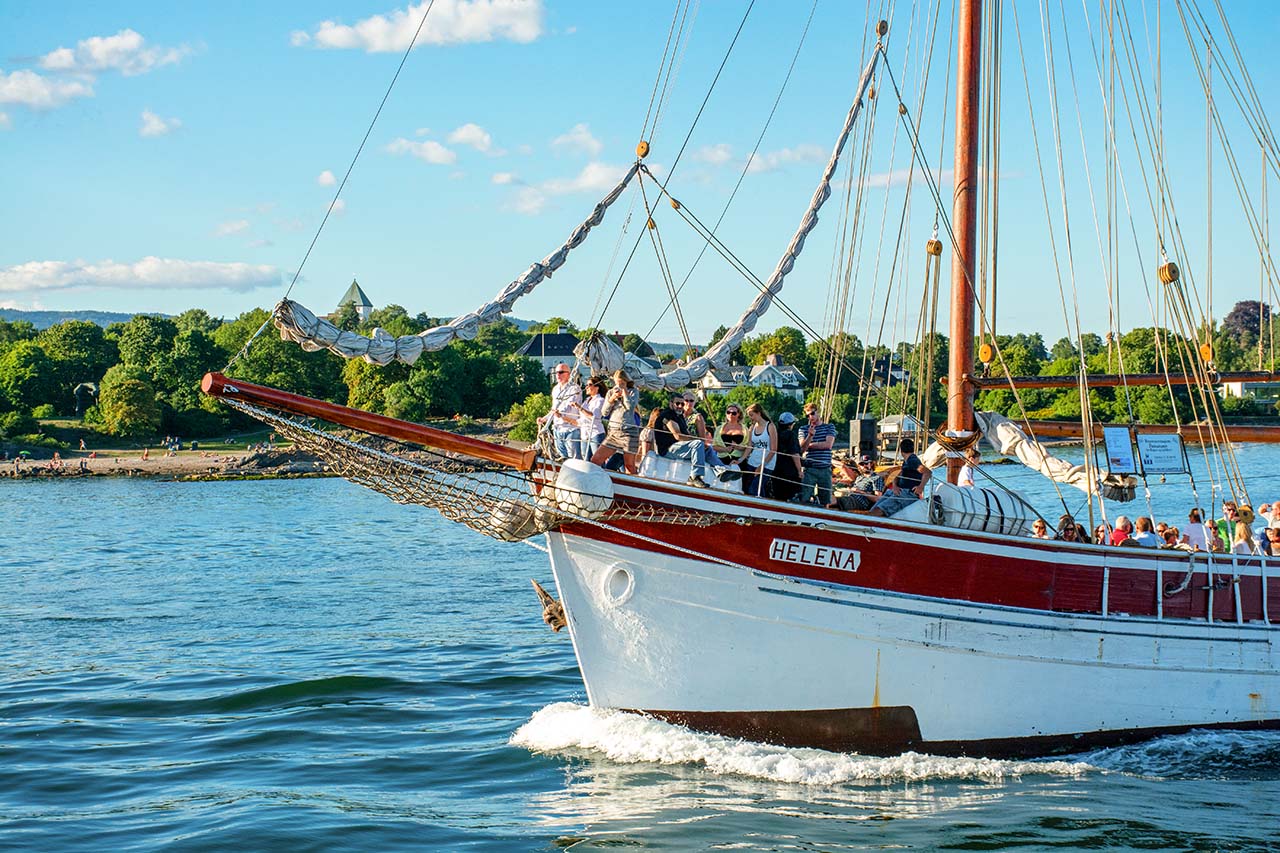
<box><xmin>726</xmin><ymin>409</ymin><xmax>740</xmax><ymax>414</ymax></box>
<box><xmin>556</xmin><ymin>370</ymin><xmax>569</xmax><ymax>375</ymax></box>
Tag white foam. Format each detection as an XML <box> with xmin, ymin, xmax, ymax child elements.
<box><xmin>511</xmin><ymin>702</ymin><xmax>1094</xmax><ymax>785</ymax></box>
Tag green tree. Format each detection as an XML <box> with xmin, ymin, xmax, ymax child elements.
<box><xmin>621</xmin><ymin>333</ymin><xmax>655</xmax><ymax>358</ymax></box>
<box><xmin>212</xmin><ymin>308</ymin><xmax>346</xmax><ymax>402</ymax></box>
<box><xmin>0</xmin><ymin>340</ymin><xmax>57</xmax><ymax>412</ymax></box>
<box><xmin>117</xmin><ymin>315</ymin><xmax>179</xmax><ymax>374</ymax></box>
<box><xmin>37</xmin><ymin>320</ymin><xmax>118</xmax><ymax>408</ymax></box>
<box><xmin>333</xmin><ymin>303</ymin><xmax>361</xmax><ymax>331</ymax></box>
<box><xmin>362</xmin><ymin>304</ymin><xmax>422</xmax><ymax>337</ymax></box>
<box><xmin>98</xmin><ymin>367</ymin><xmax>162</xmax><ymax>438</ymax></box>
<box><xmin>528</xmin><ymin>317</ymin><xmax>579</xmax><ymax>335</ymax></box>
<box><xmin>0</xmin><ymin>318</ymin><xmax>37</xmax><ymax>349</ymax></box>
<box><xmin>174</xmin><ymin>308</ymin><xmax>223</xmax><ymax>335</ymax></box>
<box><xmin>503</xmin><ymin>392</ymin><xmax>552</xmax><ymax>442</ymax></box>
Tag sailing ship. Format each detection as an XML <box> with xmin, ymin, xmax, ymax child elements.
<box><xmin>203</xmin><ymin>1</ymin><xmax>1279</xmax><ymax>757</ymax></box>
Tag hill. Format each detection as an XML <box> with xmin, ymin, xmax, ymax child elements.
<box><xmin>0</xmin><ymin>308</ymin><xmax>163</xmax><ymax>330</ymax></box>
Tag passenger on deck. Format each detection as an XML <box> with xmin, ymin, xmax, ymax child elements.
<box><xmin>1232</xmin><ymin>521</ymin><xmax>1258</xmax><ymax>555</ymax></box>
<box><xmin>538</xmin><ymin>363</ymin><xmax>583</xmax><ymax>460</ymax></box>
<box><xmin>591</xmin><ymin>369</ymin><xmax>640</xmax><ymax>474</ymax></box>
<box><xmin>742</xmin><ymin>403</ymin><xmax>777</xmax><ymax>498</ymax></box>
<box><xmin>772</xmin><ymin>412</ymin><xmax>803</xmax><ymax>502</ymax></box>
<box><xmin>1110</xmin><ymin>516</ymin><xmax>1134</xmax><ymax>545</ymax></box>
<box><xmin>1031</xmin><ymin>519</ymin><xmax>1051</xmax><ymax>539</ymax></box>
<box><xmin>1092</xmin><ymin>523</ymin><xmax>1111</xmax><ymax>545</ymax></box>
<box><xmin>834</xmin><ymin>454</ymin><xmax>884</xmax><ymax>512</ymax></box>
<box><xmin>1132</xmin><ymin>517</ymin><xmax>1161</xmax><ymax>548</ymax></box>
<box><xmin>638</xmin><ymin>408</ymin><xmax>661</xmax><ymax>457</ymax></box>
<box><xmin>1216</xmin><ymin>501</ymin><xmax>1241</xmax><ymax>546</ymax></box>
<box><xmin>894</xmin><ymin>438</ymin><xmax>931</xmax><ymax>498</ymax></box>
<box><xmin>573</xmin><ymin>375</ymin><xmax>607</xmax><ymax>462</ymax></box>
<box><xmin>656</xmin><ymin>395</ymin><xmax>724</xmax><ymax>489</ymax></box>
<box><xmin>1263</xmin><ymin>523</ymin><xmax>1280</xmax><ymax>557</ymax></box>
<box><xmin>1056</xmin><ymin>515</ymin><xmax>1081</xmax><ymax>542</ymax></box>
<box><xmin>956</xmin><ymin>447</ymin><xmax>981</xmax><ymax>488</ymax></box>
<box><xmin>681</xmin><ymin>392</ymin><xmax>712</xmax><ymax>442</ymax></box>
<box><xmin>712</xmin><ymin>405</ymin><xmax>748</xmax><ymax>471</ymax></box>
<box><xmin>1181</xmin><ymin>509</ymin><xmax>1211</xmax><ymax>551</ymax></box>
<box><xmin>798</xmin><ymin>403</ymin><xmax>837</xmax><ymax>505</ymax></box>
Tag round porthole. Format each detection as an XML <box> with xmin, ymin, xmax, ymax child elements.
<box><xmin>602</xmin><ymin>565</ymin><xmax>634</xmax><ymax>606</ymax></box>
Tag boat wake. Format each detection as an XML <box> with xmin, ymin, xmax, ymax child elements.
<box><xmin>1074</xmin><ymin>728</ymin><xmax>1280</xmax><ymax>781</ymax></box>
<box><xmin>511</xmin><ymin>702</ymin><xmax>1093</xmax><ymax>784</ymax></box>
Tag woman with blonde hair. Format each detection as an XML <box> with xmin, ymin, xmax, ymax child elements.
<box><xmin>1232</xmin><ymin>520</ymin><xmax>1257</xmax><ymax>555</ymax></box>
<box><xmin>592</xmin><ymin>369</ymin><xmax>641</xmax><ymax>474</ymax></box>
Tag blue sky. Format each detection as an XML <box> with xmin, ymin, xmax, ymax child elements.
<box><xmin>2</xmin><ymin>0</ymin><xmax>1279</xmax><ymax>350</ymax></box>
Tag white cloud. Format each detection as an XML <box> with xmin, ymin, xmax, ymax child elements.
<box><xmin>386</xmin><ymin>136</ymin><xmax>457</xmax><ymax>164</ymax></box>
<box><xmin>139</xmin><ymin>109</ymin><xmax>180</xmax><ymax>137</ymax></box>
<box><xmin>745</xmin><ymin>144</ymin><xmax>826</xmax><ymax>174</ymax></box>
<box><xmin>0</xmin><ymin>69</ymin><xmax>94</xmax><ymax>108</ymax></box>
<box><xmin>506</xmin><ymin>161</ymin><xmax>629</xmax><ymax>216</ymax></box>
<box><xmin>330</xmin><ymin>199</ymin><xmax>347</xmax><ymax>214</ymax></box>
<box><xmin>0</xmin><ymin>112</ymin><xmax>10</xmax><ymax>130</ymax></box>
<box><xmin>414</xmin><ymin>126</ymin><xmax>432</xmax><ymax>136</ymax></box>
<box><xmin>39</xmin><ymin>29</ymin><xmax>190</xmax><ymax>77</ymax></box>
<box><xmin>512</xmin><ymin>186</ymin><xmax>546</xmax><ymax>215</ymax></box>
<box><xmin>551</xmin><ymin>122</ymin><xmax>602</xmax><ymax>157</ymax></box>
<box><xmin>447</xmin><ymin>122</ymin><xmax>495</xmax><ymax>153</ymax></box>
<box><xmin>247</xmin><ymin>238</ymin><xmax>274</xmax><ymax>248</ymax></box>
<box><xmin>491</xmin><ymin>171</ymin><xmax>517</xmax><ymax>185</ymax></box>
<box><xmin>692</xmin><ymin>143</ymin><xmax>733</xmax><ymax>166</ymax></box>
<box><xmin>296</xmin><ymin>0</ymin><xmax>544</xmax><ymax>52</ymax></box>
<box><xmin>215</xmin><ymin>219</ymin><xmax>250</xmax><ymax>237</ymax></box>
<box><xmin>317</xmin><ymin>169</ymin><xmax>336</xmax><ymax>186</ymax></box>
<box><xmin>0</xmin><ymin>258</ymin><xmax>282</xmax><ymax>293</ymax></box>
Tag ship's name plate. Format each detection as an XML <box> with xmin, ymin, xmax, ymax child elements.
<box><xmin>768</xmin><ymin>538</ymin><xmax>861</xmax><ymax>572</ymax></box>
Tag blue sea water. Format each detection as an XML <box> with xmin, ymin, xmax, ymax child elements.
<box><xmin>3</xmin><ymin>473</ymin><xmax>1280</xmax><ymax>851</ymax></box>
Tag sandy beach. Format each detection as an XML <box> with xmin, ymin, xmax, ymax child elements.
<box><xmin>4</xmin><ymin>448</ymin><xmax>327</xmax><ymax>481</ymax></box>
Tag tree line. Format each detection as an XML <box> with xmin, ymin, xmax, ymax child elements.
<box><xmin>1</xmin><ymin>298</ymin><xmax>1275</xmax><ymax>447</ymax></box>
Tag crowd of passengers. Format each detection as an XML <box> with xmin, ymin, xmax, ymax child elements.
<box><xmin>1029</xmin><ymin>499</ymin><xmax>1280</xmax><ymax>556</ymax></box>
<box><xmin>535</xmin><ymin>364</ymin><xmax>931</xmax><ymax>515</ymax></box>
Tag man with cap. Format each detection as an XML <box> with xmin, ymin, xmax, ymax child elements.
<box><xmin>833</xmin><ymin>454</ymin><xmax>885</xmax><ymax>511</ymax></box>
<box><xmin>772</xmin><ymin>411</ymin><xmax>803</xmax><ymax>501</ymax></box>
<box><xmin>797</xmin><ymin>402</ymin><xmax>837</xmax><ymax>505</ymax></box>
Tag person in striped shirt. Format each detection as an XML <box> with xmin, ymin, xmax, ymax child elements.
<box><xmin>798</xmin><ymin>402</ymin><xmax>837</xmax><ymax>506</ymax></box>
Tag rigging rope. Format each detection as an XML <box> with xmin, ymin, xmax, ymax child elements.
<box><xmin>224</xmin><ymin>0</ymin><xmax>438</xmax><ymax>372</ymax></box>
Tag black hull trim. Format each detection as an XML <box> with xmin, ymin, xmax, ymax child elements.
<box><xmin>637</xmin><ymin>706</ymin><xmax>1280</xmax><ymax>759</ymax></box>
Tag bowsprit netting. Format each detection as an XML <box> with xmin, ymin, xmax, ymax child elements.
<box><xmin>225</xmin><ymin>400</ymin><xmax>738</xmax><ymax>542</ymax></box>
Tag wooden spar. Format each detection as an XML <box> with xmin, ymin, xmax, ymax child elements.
<box><xmin>201</xmin><ymin>371</ymin><xmax>538</xmax><ymax>471</ymax></box>
<box><xmin>1023</xmin><ymin>419</ymin><xmax>1280</xmax><ymax>444</ymax></box>
<box><xmin>950</xmin><ymin>370</ymin><xmax>1280</xmax><ymax>389</ymax></box>
<box><xmin>945</xmin><ymin>0</ymin><xmax>983</xmax><ymax>483</ymax></box>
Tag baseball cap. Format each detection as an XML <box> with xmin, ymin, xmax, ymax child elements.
<box><xmin>779</xmin><ymin>412</ymin><xmax>796</xmax><ymax>424</ymax></box>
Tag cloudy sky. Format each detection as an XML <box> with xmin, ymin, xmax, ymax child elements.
<box><xmin>3</xmin><ymin>0</ymin><xmax>1279</xmax><ymax>347</ymax></box>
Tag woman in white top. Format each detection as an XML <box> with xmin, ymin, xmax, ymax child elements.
<box><xmin>573</xmin><ymin>375</ymin><xmax>607</xmax><ymax>462</ymax></box>
<box><xmin>1232</xmin><ymin>521</ymin><xmax>1257</xmax><ymax>555</ymax></box>
<box><xmin>1180</xmin><ymin>509</ymin><xmax>1211</xmax><ymax>551</ymax></box>
<box><xmin>742</xmin><ymin>403</ymin><xmax>777</xmax><ymax>499</ymax></box>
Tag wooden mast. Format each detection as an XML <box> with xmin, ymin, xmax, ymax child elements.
<box><xmin>945</xmin><ymin>0</ymin><xmax>983</xmax><ymax>483</ymax></box>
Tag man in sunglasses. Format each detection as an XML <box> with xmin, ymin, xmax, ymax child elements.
<box><xmin>536</xmin><ymin>363</ymin><xmax>583</xmax><ymax>460</ymax></box>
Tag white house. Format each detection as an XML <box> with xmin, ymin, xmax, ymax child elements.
<box><xmin>517</xmin><ymin>331</ymin><xmax>581</xmax><ymax>377</ymax></box>
<box><xmin>699</xmin><ymin>354</ymin><xmax>807</xmax><ymax>400</ymax></box>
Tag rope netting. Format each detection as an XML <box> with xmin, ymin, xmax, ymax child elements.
<box><xmin>224</xmin><ymin>400</ymin><xmax>738</xmax><ymax>543</ymax></box>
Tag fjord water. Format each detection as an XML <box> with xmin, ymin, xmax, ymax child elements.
<box><xmin>4</xmin><ymin>471</ymin><xmax>1279</xmax><ymax>852</ymax></box>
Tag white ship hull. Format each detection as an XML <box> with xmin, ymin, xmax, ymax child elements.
<box><xmin>546</xmin><ymin>478</ymin><xmax>1280</xmax><ymax>757</ymax></box>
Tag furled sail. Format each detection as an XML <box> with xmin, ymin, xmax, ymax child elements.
<box><xmin>271</xmin><ymin>164</ymin><xmax>640</xmax><ymax>365</ymax></box>
<box><xmin>921</xmin><ymin>412</ymin><xmax>1138</xmax><ymax>502</ymax></box>
<box><xmin>577</xmin><ymin>45</ymin><xmax>884</xmax><ymax>390</ymax></box>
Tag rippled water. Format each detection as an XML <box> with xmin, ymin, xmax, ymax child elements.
<box><xmin>4</xmin><ymin>476</ymin><xmax>1279</xmax><ymax>851</ymax></box>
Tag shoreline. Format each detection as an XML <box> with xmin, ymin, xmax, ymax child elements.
<box><xmin>4</xmin><ymin>448</ymin><xmax>331</xmax><ymax>482</ymax></box>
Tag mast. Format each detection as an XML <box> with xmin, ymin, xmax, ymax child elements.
<box><xmin>946</xmin><ymin>0</ymin><xmax>983</xmax><ymax>483</ymax></box>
